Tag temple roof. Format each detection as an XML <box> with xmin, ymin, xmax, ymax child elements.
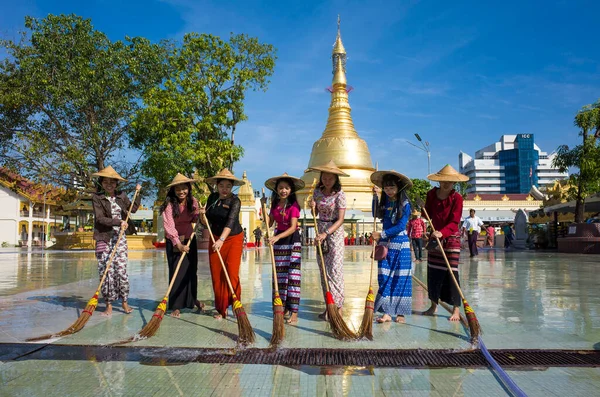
<box><xmin>0</xmin><ymin>167</ymin><xmax>66</xmax><ymax>205</ymax></box>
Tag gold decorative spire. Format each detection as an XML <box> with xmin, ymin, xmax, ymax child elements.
<box><xmin>238</xmin><ymin>171</ymin><xmax>255</xmax><ymax>206</ymax></box>
<box><xmin>332</xmin><ymin>15</ymin><xmax>346</xmax><ymax>55</ymax></box>
<box><xmin>298</xmin><ymin>17</ymin><xmax>375</xmax><ymax>212</ymax></box>
<box><xmin>332</xmin><ymin>56</ymin><xmax>347</xmax><ymax>86</ymax></box>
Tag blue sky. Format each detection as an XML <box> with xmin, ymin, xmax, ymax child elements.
<box><xmin>2</xmin><ymin>0</ymin><xmax>599</xmax><ymax>190</ymax></box>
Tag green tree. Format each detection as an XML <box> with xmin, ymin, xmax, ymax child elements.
<box><xmin>455</xmin><ymin>181</ymin><xmax>471</xmax><ymax>199</ymax></box>
<box><xmin>407</xmin><ymin>178</ymin><xmax>433</xmax><ymax>208</ymax></box>
<box><xmin>552</xmin><ymin>100</ymin><xmax>600</xmax><ymax>222</ymax></box>
<box><xmin>0</xmin><ymin>14</ymin><xmax>166</xmax><ymax>189</ymax></box>
<box><xmin>129</xmin><ymin>33</ymin><xmax>276</xmax><ymax>189</ymax></box>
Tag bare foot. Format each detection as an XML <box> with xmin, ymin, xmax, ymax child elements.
<box><xmin>421</xmin><ymin>306</ymin><xmax>437</xmax><ymax>316</ymax></box>
<box><xmin>101</xmin><ymin>304</ymin><xmax>113</xmax><ymax>317</ymax></box>
<box><xmin>170</xmin><ymin>309</ymin><xmax>181</xmax><ymax>318</ymax></box>
<box><xmin>449</xmin><ymin>307</ymin><xmax>460</xmax><ymax>322</ymax></box>
<box><xmin>286</xmin><ymin>313</ymin><xmax>298</xmax><ymax>325</ymax></box>
<box><xmin>195</xmin><ymin>300</ymin><xmax>205</xmax><ymax>312</ymax></box>
<box><xmin>213</xmin><ymin>313</ymin><xmax>224</xmax><ymax>320</ymax></box>
<box><xmin>395</xmin><ymin>315</ymin><xmax>406</xmax><ymax>323</ymax></box>
<box><xmin>376</xmin><ymin>314</ymin><xmax>392</xmax><ymax>323</ymax></box>
<box><xmin>284</xmin><ymin>310</ymin><xmax>291</xmax><ymax>320</ymax></box>
<box><xmin>318</xmin><ymin>311</ymin><xmax>328</xmax><ymax>321</ymax></box>
<box><xmin>122</xmin><ymin>302</ymin><xmax>133</xmax><ymax>314</ymax></box>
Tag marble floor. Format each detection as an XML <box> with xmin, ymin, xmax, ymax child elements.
<box><xmin>0</xmin><ymin>246</ymin><xmax>599</xmax><ymax>396</ymax></box>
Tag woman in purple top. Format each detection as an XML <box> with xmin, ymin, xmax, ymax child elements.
<box><xmin>263</xmin><ymin>173</ymin><xmax>305</xmax><ymax>325</ymax></box>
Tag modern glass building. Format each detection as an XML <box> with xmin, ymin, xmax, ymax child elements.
<box><xmin>459</xmin><ymin>134</ymin><xmax>568</xmax><ymax>194</ymax></box>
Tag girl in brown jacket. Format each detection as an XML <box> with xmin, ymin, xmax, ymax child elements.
<box><xmin>91</xmin><ymin>166</ymin><xmax>141</xmax><ymax>316</ymax></box>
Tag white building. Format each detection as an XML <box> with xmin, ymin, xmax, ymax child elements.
<box><xmin>459</xmin><ymin>134</ymin><xmax>568</xmax><ymax>194</ymax></box>
<box><xmin>0</xmin><ymin>168</ymin><xmax>64</xmax><ymax>247</ymax></box>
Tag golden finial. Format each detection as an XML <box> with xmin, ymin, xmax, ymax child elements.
<box><xmin>473</xmin><ymin>194</ymin><xmax>482</xmax><ymax>201</ymax></box>
<box><xmin>332</xmin><ymin>56</ymin><xmax>347</xmax><ymax>86</ymax></box>
<box><xmin>333</xmin><ymin>14</ymin><xmax>346</xmax><ymax>55</ymax></box>
<box><xmin>501</xmin><ymin>194</ymin><xmax>510</xmax><ymax>201</ymax></box>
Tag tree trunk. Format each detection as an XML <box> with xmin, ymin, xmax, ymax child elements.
<box><xmin>575</xmin><ymin>181</ymin><xmax>585</xmax><ymax>223</ymax></box>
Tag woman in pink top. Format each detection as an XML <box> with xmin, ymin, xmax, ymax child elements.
<box><xmin>159</xmin><ymin>173</ymin><xmax>204</xmax><ymax>318</ymax></box>
<box><xmin>263</xmin><ymin>173</ymin><xmax>305</xmax><ymax>325</ymax></box>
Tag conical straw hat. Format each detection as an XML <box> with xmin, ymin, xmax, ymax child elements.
<box><xmin>411</xmin><ymin>209</ymin><xmax>421</xmax><ymax>216</ymax></box>
<box><xmin>204</xmin><ymin>169</ymin><xmax>245</xmax><ymax>187</ymax></box>
<box><xmin>265</xmin><ymin>172</ymin><xmax>305</xmax><ymax>191</ymax></box>
<box><xmin>427</xmin><ymin>164</ymin><xmax>469</xmax><ymax>182</ymax></box>
<box><xmin>167</xmin><ymin>173</ymin><xmax>197</xmax><ymax>188</ymax></box>
<box><xmin>92</xmin><ymin>165</ymin><xmax>127</xmax><ymax>182</ymax></box>
<box><xmin>370</xmin><ymin>170</ymin><xmax>413</xmax><ymax>189</ymax></box>
<box><xmin>305</xmin><ymin>159</ymin><xmax>349</xmax><ymax>177</ymax></box>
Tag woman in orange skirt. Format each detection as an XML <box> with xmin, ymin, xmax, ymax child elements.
<box><xmin>200</xmin><ymin>169</ymin><xmax>245</xmax><ymax>320</ymax></box>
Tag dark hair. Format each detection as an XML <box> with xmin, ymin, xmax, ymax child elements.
<box><xmin>376</xmin><ymin>174</ymin><xmax>410</xmax><ymax>224</ymax></box>
<box><xmin>270</xmin><ymin>178</ymin><xmax>299</xmax><ymax>212</ymax></box>
<box><xmin>96</xmin><ymin>176</ymin><xmax>121</xmax><ymax>194</ymax></box>
<box><xmin>317</xmin><ymin>172</ymin><xmax>342</xmax><ymax>193</ymax></box>
<box><xmin>216</xmin><ymin>178</ymin><xmax>234</xmax><ymax>186</ymax></box>
<box><xmin>159</xmin><ymin>182</ymin><xmax>194</xmax><ymax>218</ymax></box>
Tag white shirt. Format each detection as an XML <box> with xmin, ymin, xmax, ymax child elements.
<box><xmin>463</xmin><ymin>216</ymin><xmax>483</xmax><ymax>233</ymax></box>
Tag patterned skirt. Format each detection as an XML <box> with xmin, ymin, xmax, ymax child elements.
<box><xmin>273</xmin><ymin>230</ymin><xmax>302</xmax><ymax>313</ymax></box>
<box><xmin>317</xmin><ymin>220</ymin><xmax>345</xmax><ymax>307</ymax></box>
<box><xmin>374</xmin><ymin>231</ymin><xmax>412</xmax><ymax>316</ymax></box>
<box><xmin>95</xmin><ymin>232</ymin><xmax>129</xmax><ymax>303</ymax></box>
<box><xmin>427</xmin><ymin>235</ymin><xmax>461</xmax><ymax>307</ymax></box>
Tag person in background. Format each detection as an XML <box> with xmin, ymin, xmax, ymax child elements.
<box><xmin>407</xmin><ymin>209</ymin><xmax>427</xmax><ymax>263</ymax></box>
<box><xmin>486</xmin><ymin>224</ymin><xmax>495</xmax><ymax>247</ymax></box>
<box><xmin>462</xmin><ymin>209</ymin><xmax>484</xmax><ymax>257</ymax></box>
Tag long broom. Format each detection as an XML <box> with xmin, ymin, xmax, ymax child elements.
<box><xmin>202</xmin><ymin>213</ymin><xmax>255</xmax><ymax>345</ymax></box>
<box><xmin>419</xmin><ymin>204</ymin><xmax>482</xmax><ymax>344</ymax></box>
<box><xmin>27</xmin><ymin>188</ymin><xmax>140</xmax><ymax>342</ymax></box>
<box><xmin>357</xmin><ymin>204</ymin><xmax>378</xmax><ymax>340</ymax></box>
<box><xmin>411</xmin><ymin>275</ymin><xmax>527</xmax><ymax>396</ymax></box>
<box><xmin>308</xmin><ymin>179</ymin><xmax>357</xmax><ymax>340</ymax></box>
<box><xmin>261</xmin><ymin>189</ymin><xmax>285</xmax><ymax>346</ymax></box>
<box><xmin>115</xmin><ymin>224</ymin><xmax>197</xmax><ymax>343</ymax></box>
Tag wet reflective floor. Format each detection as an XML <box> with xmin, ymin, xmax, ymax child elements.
<box><xmin>1</xmin><ymin>247</ymin><xmax>599</xmax><ymax>396</ymax></box>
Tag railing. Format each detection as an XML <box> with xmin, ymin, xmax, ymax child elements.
<box><xmin>19</xmin><ymin>211</ymin><xmax>49</xmax><ymax>218</ymax></box>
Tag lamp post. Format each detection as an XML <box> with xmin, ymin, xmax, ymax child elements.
<box><xmin>406</xmin><ymin>133</ymin><xmax>431</xmax><ymax>175</ymax></box>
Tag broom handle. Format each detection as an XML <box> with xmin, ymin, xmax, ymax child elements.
<box><xmin>260</xmin><ymin>195</ymin><xmax>280</xmax><ymax>293</ymax></box>
<box><xmin>311</xmin><ymin>206</ymin><xmax>331</xmax><ymax>292</ymax></box>
<box><xmin>419</xmin><ymin>206</ymin><xmax>466</xmax><ymax>301</ymax></box>
<box><xmin>369</xmin><ymin>218</ymin><xmax>377</xmax><ymax>287</ymax></box>
<box><xmin>202</xmin><ymin>213</ymin><xmax>237</xmax><ymax>296</ymax></box>
<box><xmin>97</xmin><ymin>188</ymin><xmax>140</xmax><ymax>292</ymax></box>
<box><xmin>163</xmin><ymin>224</ymin><xmax>197</xmax><ymax>297</ymax></box>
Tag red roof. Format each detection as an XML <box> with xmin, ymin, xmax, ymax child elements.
<box><xmin>0</xmin><ymin>167</ymin><xmax>65</xmax><ymax>204</ymax></box>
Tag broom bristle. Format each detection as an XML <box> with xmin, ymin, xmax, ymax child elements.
<box><xmin>233</xmin><ymin>299</ymin><xmax>255</xmax><ymax>345</ymax></box>
<box><xmin>357</xmin><ymin>288</ymin><xmax>375</xmax><ymax>340</ymax></box>
<box><xmin>325</xmin><ymin>292</ymin><xmax>358</xmax><ymax>340</ymax></box>
<box><xmin>269</xmin><ymin>301</ymin><xmax>285</xmax><ymax>347</ymax></box>
<box><xmin>25</xmin><ymin>302</ymin><xmax>96</xmax><ymax>342</ymax></box>
<box><xmin>463</xmin><ymin>299</ymin><xmax>482</xmax><ymax>344</ymax></box>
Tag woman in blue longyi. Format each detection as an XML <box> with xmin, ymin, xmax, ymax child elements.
<box><xmin>370</xmin><ymin>170</ymin><xmax>413</xmax><ymax>323</ymax></box>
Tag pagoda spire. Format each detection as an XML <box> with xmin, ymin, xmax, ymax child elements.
<box><xmin>332</xmin><ymin>14</ymin><xmax>347</xmax><ymax>73</ymax></box>
<box><xmin>298</xmin><ymin>16</ymin><xmax>375</xmax><ymax>212</ymax></box>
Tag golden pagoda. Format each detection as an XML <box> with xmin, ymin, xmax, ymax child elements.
<box><xmin>297</xmin><ymin>16</ymin><xmax>376</xmax><ymax>213</ymax></box>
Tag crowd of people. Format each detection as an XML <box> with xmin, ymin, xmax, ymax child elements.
<box><xmin>89</xmin><ymin>160</ymin><xmax>516</xmax><ymax>327</ymax></box>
